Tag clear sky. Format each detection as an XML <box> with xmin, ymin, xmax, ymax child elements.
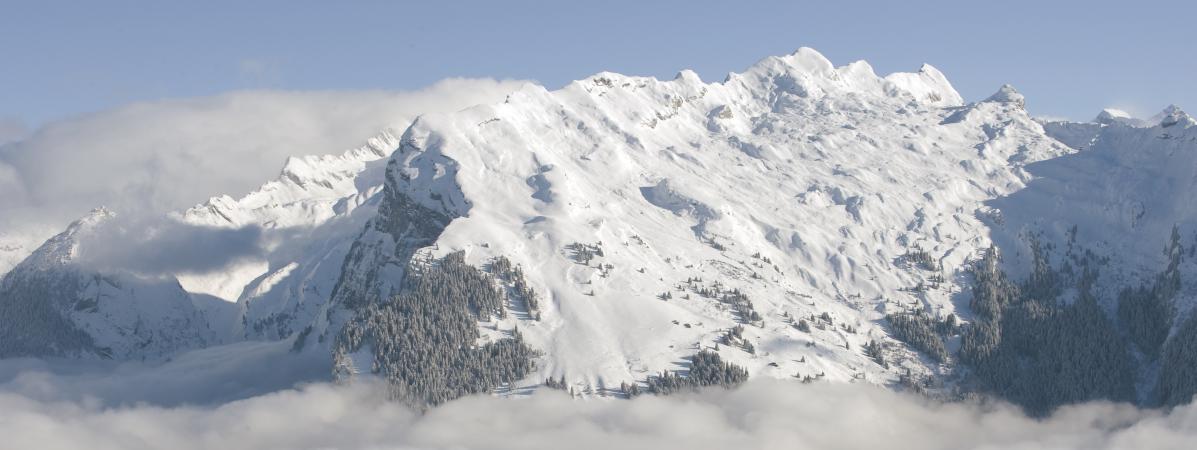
<box><xmin>2</xmin><ymin>0</ymin><xmax>1194</xmax><ymax>127</ymax></box>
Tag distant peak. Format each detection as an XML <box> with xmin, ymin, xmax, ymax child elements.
<box><xmin>76</xmin><ymin>207</ymin><xmax>116</xmax><ymax>227</ymax></box>
<box><xmin>87</xmin><ymin>206</ymin><xmax>114</xmax><ymax>217</ymax></box>
<box><xmin>64</xmin><ymin>206</ymin><xmax>115</xmax><ymax>233</ymax></box>
<box><xmin>984</xmin><ymin>84</ymin><xmax>1025</xmax><ymax>108</ymax></box>
<box><xmin>1082</xmin><ymin>104</ymin><xmax>1193</xmax><ymax>129</ymax></box>
<box><xmin>21</xmin><ymin>207</ymin><xmax>116</xmax><ymax>268</ymax></box>
<box><xmin>914</xmin><ymin>63</ymin><xmax>951</xmax><ymax>83</ymax></box>
<box><xmin>883</xmin><ymin>63</ymin><xmax>964</xmax><ymax>106</ymax></box>
<box><xmin>673</xmin><ymin>69</ymin><xmax>702</xmax><ymax>84</ymax></box>
<box><xmin>1153</xmin><ymin>104</ymin><xmax>1193</xmax><ymax>128</ymax></box>
<box><xmin>1095</xmin><ymin>108</ymin><xmax>1133</xmax><ymax>124</ymax></box>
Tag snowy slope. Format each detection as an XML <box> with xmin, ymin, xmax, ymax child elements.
<box><xmin>327</xmin><ymin>48</ymin><xmax>1070</xmax><ymax>392</ymax></box>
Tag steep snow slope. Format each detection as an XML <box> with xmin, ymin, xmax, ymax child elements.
<box><xmin>958</xmin><ymin>106</ymin><xmax>1197</xmax><ymax>407</ymax></box>
<box><xmin>329</xmin><ymin>48</ymin><xmax>1070</xmax><ymax>392</ymax></box>
<box><xmin>1018</xmin><ymin>107</ymin><xmax>1197</xmax><ymax>315</ymax></box>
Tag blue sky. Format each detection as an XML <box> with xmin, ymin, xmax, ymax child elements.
<box><xmin>2</xmin><ymin>0</ymin><xmax>1194</xmax><ymax>127</ymax></box>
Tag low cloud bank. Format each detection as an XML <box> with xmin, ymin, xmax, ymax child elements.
<box><xmin>0</xmin><ymin>341</ymin><xmax>328</xmax><ymax>408</ymax></box>
<box><xmin>1</xmin><ymin>372</ymin><xmax>1196</xmax><ymax>450</ymax></box>
<box><xmin>72</xmin><ymin>216</ymin><xmax>267</xmax><ymax>275</ymax></box>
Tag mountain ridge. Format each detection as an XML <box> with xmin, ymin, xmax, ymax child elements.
<box><xmin>3</xmin><ymin>48</ymin><xmax>1197</xmax><ymax>412</ymax></box>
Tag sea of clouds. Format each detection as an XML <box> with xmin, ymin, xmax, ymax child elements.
<box><xmin>2</xmin><ymin>355</ymin><xmax>1196</xmax><ymax>450</ymax></box>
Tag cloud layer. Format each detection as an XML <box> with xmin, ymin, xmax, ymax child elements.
<box><xmin>1</xmin><ymin>372</ymin><xmax>1196</xmax><ymax>450</ymax></box>
<box><xmin>0</xmin><ymin>340</ymin><xmax>330</xmax><ymax>409</ymax></box>
<box><xmin>0</xmin><ymin>78</ymin><xmax>527</xmax><ymax>272</ymax></box>
<box><xmin>72</xmin><ymin>217</ymin><xmax>268</xmax><ymax>275</ymax></box>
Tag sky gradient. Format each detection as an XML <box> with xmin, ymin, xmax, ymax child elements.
<box><xmin>2</xmin><ymin>0</ymin><xmax>1194</xmax><ymax>128</ymax></box>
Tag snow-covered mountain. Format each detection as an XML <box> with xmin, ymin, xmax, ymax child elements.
<box><xmin>4</xmin><ymin>47</ymin><xmax>1197</xmax><ymax>411</ymax></box>
<box><xmin>177</xmin><ymin>131</ymin><xmax>398</xmax><ymax>340</ymax></box>
<box><xmin>0</xmin><ymin>131</ymin><xmax>399</xmax><ymax>357</ymax></box>
<box><xmin>320</xmin><ymin>49</ymin><xmax>1067</xmax><ymax>396</ymax></box>
<box><xmin>0</xmin><ymin>208</ymin><xmax>223</xmax><ymax>359</ymax></box>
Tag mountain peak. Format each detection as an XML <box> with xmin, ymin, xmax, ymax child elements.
<box><xmin>734</xmin><ymin>47</ymin><xmax>964</xmax><ymax>107</ymax></box>
<box><xmin>883</xmin><ymin>63</ymin><xmax>964</xmax><ymax>106</ymax></box>
<box><xmin>1152</xmin><ymin>104</ymin><xmax>1194</xmax><ymax>128</ymax></box>
<box><xmin>67</xmin><ymin>207</ymin><xmax>115</xmax><ymax>236</ymax></box>
<box><xmin>82</xmin><ymin>206</ymin><xmax>115</xmax><ymax>220</ymax></box>
<box><xmin>785</xmin><ymin>47</ymin><xmax>835</xmax><ymax>73</ymax></box>
<box><xmin>1095</xmin><ymin>108</ymin><xmax>1134</xmax><ymax>125</ymax></box>
<box><xmin>673</xmin><ymin>69</ymin><xmax>702</xmax><ymax>84</ymax></box>
<box><xmin>984</xmin><ymin>84</ymin><xmax>1026</xmax><ymax>108</ymax></box>
<box><xmin>14</xmin><ymin>207</ymin><xmax>116</xmax><ymax>272</ymax></box>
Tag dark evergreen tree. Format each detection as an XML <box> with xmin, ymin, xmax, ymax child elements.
<box><xmin>957</xmin><ymin>242</ymin><xmax>1135</xmax><ymax>416</ymax></box>
<box><xmin>886</xmin><ymin>310</ymin><xmax>951</xmax><ymax>362</ymax></box>
<box><xmin>1158</xmin><ymin>313</ymin><xmax>1197</xmax><ymax>406</ymax></box>
<box><xmin>864</xmin><ymin>339</ymin><xmax>887</xmax><ymax>367</ymax></box>
<box><xmin>643</xmin><ymin>350</ymin><xmax>749</xmax><ymax>395</ymax></box>
<box><xmin>334</xmin><ymin>251</ymin><xmax>536</xmax><ymax>407</ymax></box>
<box><xmin>1118</xmin><ymin>225</ymin><xmax>1180</xmax><ymax>359</ymax></box>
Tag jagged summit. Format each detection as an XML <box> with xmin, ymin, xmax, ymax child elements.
<box><xmin>1087</xmin><ymin>105</ymin><xmax>1193</xmax><ymax>129</ymax></box>
<box><xmin>1043</xmin><ymin>104</ymin><xmax>1197</xmax><ymax>152</ymax></box>
<box><xmin>711</xmin><ymin>47</ymin><xmax>965</xmax><ymax>107</ymax></box>
<box><xmin>181</xmin><ymin>130</ymin><xmax>397</xmax><ymax>230</ymax></box>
